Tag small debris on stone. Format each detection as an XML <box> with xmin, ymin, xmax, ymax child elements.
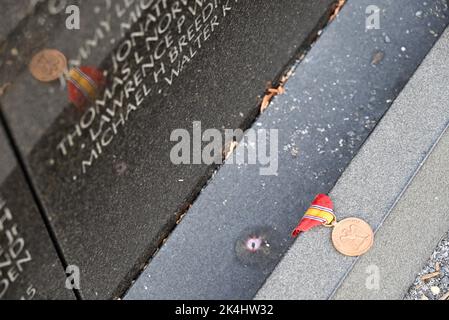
<box><xmin>260</xmin><ymin>73</ymin><xmax>288</xmax><ymax>113</ymax></box>
<box><xmin>431</xmin><ymin>286</ymin><xmax>441</xmax><ymax>295</ymax></box>
<box><xmin>291</xmin><ymin>147</ymin><xmax>300</xmax><ymax>157</ymax></box>
<box><xmin>371</xmin><ymin>51</ymin><xmax>385</xmax><ymax>65</ymax></box>
<box><xmin>421</xmin><ymin>271</ymin><xmax>441</xmax><ymax>281</ymax></box>
<box><xmin>10</xmin><ymin>48</ymin><xmax>19</xmax><ymax>56</ymax></box>
<box><xmin>405</xmin><ymin>231</ymin><xmax>449</xmax><ymax>300</ymax></box>
<box><xmin>223</xmin><ymin>141</ymin><xmax>239</xmax><ymax>160</ymax></box>
<box><xmin>0</xmin><ymin>83</ymin><xmax>11</xmax><ymax>97</ymax></box>
<box><xmin>329</xmin><ymin>0</ymin><xmax>346</xmax><ymax>22</ymax></box>
<box><xmin>176</xmin><ymin>205</ymin><xmax>191</xmax><ymax>225</ymax></box>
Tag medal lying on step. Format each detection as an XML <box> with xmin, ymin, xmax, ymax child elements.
<box><xmin>292</xmin><ymin>194</ymin><xmax>374</xmax><ymax>257</ymax></box>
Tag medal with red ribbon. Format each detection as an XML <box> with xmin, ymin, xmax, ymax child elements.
<box><xmin>29</xmin><ymin>49</ymin><xmax>105</xmax><ymax>110</ymax></box>
<box><xmin>292</xmin><ymin>194</ymin><xmax>374</xmax><ymax>257</ymax></box>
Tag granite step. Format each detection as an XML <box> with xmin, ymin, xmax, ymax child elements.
<box><xmin>126</xmin><ymin>0</ymin><xmax>449</xmax><ymax>300</ymax></box>
<box><xmin>257</xmin><ymin>24</ymin><xmax>449</xmax><ymax>300</ymax></box>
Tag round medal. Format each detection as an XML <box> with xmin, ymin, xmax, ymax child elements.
<box><xmin>331</xmin><ymin>218</ymin><xmax>374</xmax><ymax>257</ymax></box>
<box><xmin>29</xmin><ymin>49</ymin><xmax>67</xmax><ymax>82</ymax></box>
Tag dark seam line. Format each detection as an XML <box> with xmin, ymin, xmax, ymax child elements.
<box><xmin>0</xmin><ymin>106</ymin><xmax>82</xmax><ymax>300</ymax></box>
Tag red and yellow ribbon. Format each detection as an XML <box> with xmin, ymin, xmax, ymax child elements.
<box><xmin>67</xmin><ymin>66</ymin><xmax>105</xmax><ymax>109</ymax></box>
<box><xmin>292</xmin><ymin>194</ymin><xmax>336</xmax><ymax>237</ymax></box>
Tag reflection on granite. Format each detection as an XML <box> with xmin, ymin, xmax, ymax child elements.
<box><xmin>0</xmin><ymin>125</ymin><xmax>74</xmax><ymax>300</ymax></box>
<box><xmin>0</xmin><ymin>0</ymin><xmax>337</xmax><ymax>299</ymax></box>
<box><xmin>0</xmin><ymin>0</ymin><xmax>41</xmax><ymax>45</ymax></box>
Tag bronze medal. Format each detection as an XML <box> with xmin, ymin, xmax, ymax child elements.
<box><xmin>293</xmin><ymin>195</ymin><xmax>375</xmax><ymax>257</ymax></box>
<box><xmin>331</xmin><ymin>218</ymin><xmax>374</xmax><ymax>257</ymax></box>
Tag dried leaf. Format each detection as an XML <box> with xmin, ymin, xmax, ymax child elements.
<box><xmin>260</xmin><ymin>93</ymin><xmax>274</xmax><ymax>113</ymax></box>
<box><xmin>420</xmin><ymin>271</ymin><xmax>441</xmax><ymax>281</ymax></box>
<box><xmin>260</xmin><ymin>86</ymin><xmax>286</xmax><ymax>113</ymax></box>
<box><xmin>0</xmin><ymin>83</ymin><xmax>11</xmax><ymax>97</ymax></box>
<box><xmin>259</xmin><ymin>66</ymin><xmax>292</xmax><ymax>114</ymax></box>
<box><xmin>329</xmin><ymin>0</ymin><xmax>346</xmax><ymax>22</ymax></box>
<box><xmin>435</xmin><ymin>262</ymin><xmax>441</xmax><ymax>272</ymax></box>
<box><xmin>281</xmin><ymin>68</ymin><xmax>295</xmax><ymax>85</ymax></box>
<box><xmin>176</xmin><ymin>212</ymin><xmax>187</xmax><ymax>225</ymax></box>
<box><xmin>277</xmin><ymin>86</ymin><xmax>286</xmax><ymax>94</ymax></box>
<box><xmin>224</xmin><ymin>141</ymin><xmax>239</xmax><ymax>160</ymax></box>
